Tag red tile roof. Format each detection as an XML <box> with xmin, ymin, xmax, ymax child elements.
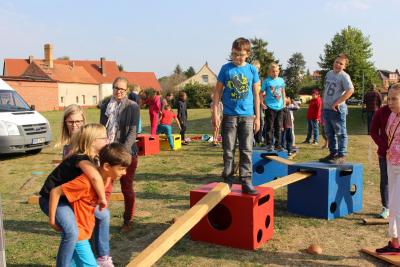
<box><xmin>121</xmin><ymin>71</ymin><xmax>162</xmax><ymax>91</ymax></box>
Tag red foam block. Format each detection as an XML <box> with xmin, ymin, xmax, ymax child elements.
<box><xmin>137</xmin><ymin>134</ymin><xmax>160</xmax><ymax>156</ymax></box>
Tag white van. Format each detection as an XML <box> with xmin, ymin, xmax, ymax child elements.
<box><xmin>0</xmin><ymin>78</ymin><xmax>52</xmax><ymax>154</ymax></box>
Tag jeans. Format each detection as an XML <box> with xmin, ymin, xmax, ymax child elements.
<box><xmin>157</xmin><ymin>124</ymin><xmax>174</xmax><ymax>149</ymax></box>
<box><xmin>280</xmin><ymin>128</ymin><xmax>293</xmax><ymax>153</ymax></box>
<box><xmin>379</xmin><ymin>156</ymin><xmax>389</xmax><ymax>209</ymax></box>
<box><xmin>71</xmin><ymin>240</ymin><xmax>97</xmax><ymax>267</ymax></box>
<box><xmin>323</xmin><ymin>105</ymin><xmax>348</xmax><ymax>156</ymax></box>
<box><xmin>367</xmin><ymin>111</ymin><xmax>375</xmax><ymax>135</ymax></box>
<box><xmin>264</xmin><ymin>108</ymin><xmax>283</xmax><ymax>147</ymax></box>
<box><xmin>39</xmin><ymin>197</ymin><xmax>78</xmax><ymax>267</ymax></box>
<box><xmin>306</xmin><ymin>120</ymin><xmax>319</xmax><ymax>142</ymax></box>
<box><xmin>120</xmin><ymin>155</ymin><xmax>138</xmax><ymax>224</ymax></box>
<box><xmin>221</xmin><ymin>115</ymin><xmax>254</xmax><ymax>180</ymax></box>
<box><xmin>93</xmin><ymin>207</ymin><xmax>110</xmax><ymax>257</ymax></box>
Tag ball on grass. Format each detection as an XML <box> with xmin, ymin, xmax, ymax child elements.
<box><xmin>307</xmin><ymin>244</ymin><xmax>322</xmax><ymax>255</ymax></box>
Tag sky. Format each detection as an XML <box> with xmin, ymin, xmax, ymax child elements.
<box><xmin>1</xmin><ymin>0</ymin><xmax>399</xmax><ymax>78</ymax></box>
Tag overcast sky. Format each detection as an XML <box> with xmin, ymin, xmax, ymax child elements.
<box><xmin>1</xmin><ymin>0</ymin><xmax>399</xmax><ymax>78</ymax></box>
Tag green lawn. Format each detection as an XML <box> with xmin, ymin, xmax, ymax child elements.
<box><xmin>0</xmin><ymin>106</ymin><xmax>388</xmax><ymax>266</ymax></box>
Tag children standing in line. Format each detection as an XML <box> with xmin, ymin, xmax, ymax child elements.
<box><xmin>376</xmin><ymin>83</ymin><xmax>400</xmax><ymax>255</ymax></box>
<box><xmin>320</xmin><ymin>53</ymin><xmax>354</xmax><ymax>164</ymax></box>
<box><xmin>39</xmin><ymin>124</ymin><xmax>108</xmax><ymax>267</ymax></box>
<box><xmin>302</xmin><ymin>89</ymin><xmax>322</xmax><ymax>145</ymax></box>
<box><xmin>210</xmin><ymin>93</ymin><xmax>223</xmax><ymax>147</ymax></box>
<box><xmin>370</xmin><ymin>103</ymin><xmax>391</xmax><ymax>219</ymax></box>
<box><xmin>157</xmin><ymin>104</ymin><xmax>181</xmax><ymax>150</ymax></box>
<box><xmin>177</xmin><ymin>91</ymin><xmax>189</xmax><ymax>145</ymax></box>
<box><xmin>49</xmin><ymin>143</ymin><xmax>131</xmax><ymax>266</ymax></box>
<box><xmin>212</xmin><ymin>37</ymin><xmax>260</xmax><ymax>195</ymax></box>
<box><xmin>260</xmin><ymin>63</ymin><xmax>286</xmax><ymax>151</ymax></box>
<box><xmin>281</xmin><ymin>97</ymin><xmax>300</xmax><ymax>156</ymax></box>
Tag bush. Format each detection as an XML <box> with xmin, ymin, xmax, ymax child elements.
<box><xmin>182</xmin><ymin>82</ymin><xmax>213</xmax><ymax>108</ymax></box>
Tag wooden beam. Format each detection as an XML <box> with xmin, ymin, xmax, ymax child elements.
<box><xmin>258</xmin><ymin>171</ymin><xmax>312</xmax><ymax>189</ymax></box>
<box><xmin>263</xmin><ymin>155</ymin><xmax>295</xmax><ymax>165</ymax></box>
<box><xmin>27</xmin><ymin>192</ymin><xmax>125</xmax><ymax>204</ymax></box>
<box><xmin>362</xmin><ymin>218</ymin><xmax>388</xmax><ymax>225</ymax></box>
<box><xmin>361</xmin><ymin>248</ymin><xmax>400</xmax><ymax>266</ymax></box>
<box><xmin>126</xmin><ymin>182</ymin><xmax>231</xmax><ymax>267</ymax></box>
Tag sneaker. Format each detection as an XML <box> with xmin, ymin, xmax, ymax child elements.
<box><xmin>378</xmin><ymin>207</ymin><xmax>389</xmax><ymax>219</ymax></box>
<box><xmin>319</xmin><ymin>153</ymin><xmax>336</xmax><ymax>163</ymax></box>
<box><xmin>266</xmin><ymin>145</ymin><xmax>274</xmax><ymax>152</ymax></box>
<box><xmin>97</xmin><ymin>256</ymin><xmax>115</xmax><ymax>267</ymax></box>
<box><xmin>301</xmin><ymin>140</ymin><xmax>311</xmax><ymax>144</ymax></box>
<box><xmin>288</xmin><ymin>152</ymin><xmax>293</xmax><ymax>156</ymax></box>
<box><xmin>376</xmin><ymin>241</ymin><xmax>400</xmax><ymax>255</ymax></box>
<box><xmin>121</xmin><ymin>221</ymin><xmax>133</xmax><ymax>233</ymax></box>
<box><xmin>275</xmin><ymin>145</ymin><xmax>284</xmax><ymax>151</ymax></box>
<box><xmin>328</xmin><ymin>155</ymin><xmax>347</xmax><ymax>164</ymax></box>
<box><xmin>312</xmin><ymin>141</ymin><xmax>319</xmax><ymax>145</ymax></box>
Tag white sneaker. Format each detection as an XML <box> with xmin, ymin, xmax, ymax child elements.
<box><xmin>379</xmin><ymin>207</ymin><xmax>389</xmax><ymax>219</ymax></box>
<box><xmin>97</xmin><ymin>256</ymin><xmax>115</xmax><ymax>267</ymax></box>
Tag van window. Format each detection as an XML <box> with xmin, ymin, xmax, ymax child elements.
<box><xmin>0</xmin><ymin>90</ymin><xmax>30</xmax><ymax>112</ymax></box>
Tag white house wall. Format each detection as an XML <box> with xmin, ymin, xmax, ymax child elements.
<box><xmin>58</xmin><ymin>83</ymin><xmax>99</xmax><ymax>107</ymax></box>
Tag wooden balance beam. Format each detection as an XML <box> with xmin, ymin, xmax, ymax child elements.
<box><xmin>126</xmin><ymin>182</ymin><xmax>231</xmax><ymax>267</ymax></box>
<box><xmin>27</xmin><ymin>192</ymin><xmax>125</xmax><ymax>204</ymax></box>
<box><xmin>263</xmin><ymin>155</ymin><xmax>295</xmax><ymax>166</ymax></box>
<box><xmin>361</xmin><ymin>248</ymin><xmax>400</xmax><ymax>266</ymax></box>
<box><xmin>258</xmin><ymin>171</ymin><xmax>313</xmax><ymax>189</ymax></box>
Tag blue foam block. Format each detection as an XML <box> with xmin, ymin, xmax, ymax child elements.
<box><xmin>252</xmin><ymin>149</ymin><xmax>289</xmax><ymax>186</ymax></box>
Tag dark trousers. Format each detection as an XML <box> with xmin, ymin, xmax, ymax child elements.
<box><xmin>264</xmin><ymin>108</ymin><xmax>283</xmax><ymax>147</ymax></box>
<box><xmin>367</xmin><ymin>111</ymin><xmax>375</xmax><ymax>135</ymax></box>
<box><xmin>280</xmin><ymin>128</ymin><xmax>293</xmax><ymax>153</ymax></box>
<box><xmin>120</xmin><ymin>155</ymin><xmax>138</xmax><ymax>223</ymax></box>
<box><xmin>179</xmin><ymin>119</ymin><xmax>187</xmax><ymax>141</ymax></box>
<box><xmin>379</xmin><ymin>156</ymin><xmax>389</xmax><ymax>208</ymax></box>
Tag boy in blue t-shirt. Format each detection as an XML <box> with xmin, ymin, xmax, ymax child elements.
<box><xmin>260</xmin><ymin>63</ymin><xmax>286</xmax><ymax>151</ymax></box>
<box><xmin>212</xmin><ymin>37</ymin><xmax>261</xmax><ymax>195</ymax></box>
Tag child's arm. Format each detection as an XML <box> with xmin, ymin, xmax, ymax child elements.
<box><xmin>253</xmin><ymin>81</ymin><xmax>261</xmax><ymax>133</ymax></box>
<box><xmin>259</xmin><ymin>91</ymin><xmax>267</xmax><ymax>110</ymax></box>
<box><xmin>48</xmin><ymin>186</ymin><xmax>64</xmax><ymax>232</ymax></box>
<box><xmin>174</xmin><ymin>116</ymin><xmax>181</xmax><ymax>130</ymax></box>
<box><xmin>212</xmin><ymin>82</ymin><xmax>224</xmax><ymax>129</ymax></box>
<box><xmin>332</xmin><ymin>88</ymin><xmax>354</xmax><ymax>111</ymax></box>
<box><xmin>78</xmin><ymin>160</ymin><xmax>107</xmax><ymax>210</ymax></box>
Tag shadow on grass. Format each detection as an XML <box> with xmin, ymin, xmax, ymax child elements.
<box><xmin>136</xmin><ymin>172</ymin><xmax>218</xmax><ymax>185</ymax></box>
<box><xmin>8</xmin><ymin>265</ymin><xmax>51</xmax><ymax>267</ymax></box>
<box><xmin>3</xmin><ymin>219</ymin><xmax>55</xmax><ymax>236</ymax></box>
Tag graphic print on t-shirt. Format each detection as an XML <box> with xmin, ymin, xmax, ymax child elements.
<box><xmin>227</xmin><ymin>73</ymin><xmax>249</xmax><ymax>100</ymax></box>
<box><xmin>270</xmin><ymin>86</ymin><xmax>282</xmax><ymax>101</ymax></box>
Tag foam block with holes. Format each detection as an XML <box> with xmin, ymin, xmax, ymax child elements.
<box><xmin>159</xmin><ymin>134</ymin><xmax>181</xmax><ymax>150</ymax></box>
<box><xmin>252</xmin><ymin>149</ymin><xmax>289</xmax><ymax>186</ymax></box>
<box><xmin>189</xmin><ymin>182</ymin><xmax>274</xmax><ymax>250</ymax></box>
<box><xmin>136</xmin><ymin>134</ymin><xmax>160</xmax><ymax>156</ymax></box>
<box><xmin>287</xmin><ymin>161</ymin><xmax>363</xmax><ymax>220</ymax></box>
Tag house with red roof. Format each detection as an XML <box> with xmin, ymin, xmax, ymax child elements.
<box><xmin>2</xmin><ymin>44</ymin><xmax>161</xmax><ymax>111</ymax></box>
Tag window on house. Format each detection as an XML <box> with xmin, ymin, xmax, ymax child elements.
<box><xmin>202</xmin><ymin>75</ymin><xmax>209</xmax><ymax>83</ymax></box>
<box><xmin>82</xmin><ymin>95</ymin><xmax>85</xmax><ymax>105</ymax></box>
<box><xmin>92</xmin><ymin>96</ymin><xmax>97</xmax><ymax>104</ymax></box>
<box><xmin>76</xmin><ymin>96</ymin><xmax>79</xmax><ymax>103</ymax></box>
<box><xmin>60</xmin><ymin>96</ymin><xmax>64</xmax><ymax>104</ymax></box>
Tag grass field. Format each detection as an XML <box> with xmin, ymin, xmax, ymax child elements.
<box><xmin>0</xmin><ymin>106</ymin><xmax>390</xmax><ymax>266</ymax></box>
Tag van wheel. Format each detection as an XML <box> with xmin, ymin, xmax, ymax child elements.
<box><xmin>26</xmin><ymin>149</ymin><xmax>42</xmax><ymax>155</ymax></box>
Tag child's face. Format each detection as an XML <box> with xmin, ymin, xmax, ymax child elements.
<box><xmin>388</xmin><ymin>89</ymin><xmax>400</xmax><ymax>113</ymax></box>
<box><xmin>269</xmin><ymin>67</ymin><xmax>280</xmax><ymax>78</ymax></box>
<box><xmin>231</xmin><ymin>49</ymin><xmax>249</xmax><ymax>66</ymax></box>
<box><xmin>107</xmin><ymin>164</ymin><xmax>127</xmax><ymax>181</ymax></box>
<box><xmin>92</xmin><ymin>129</ymin><xmax>109</xmax><ymax>154</ymax></box>
<box><xmin>66</xmin><ymin>113</ymin><xmax>84</xmax><ymax>135</ymax></box>
<box><xmin>333</xmin><ymin>58</ymin><xmax>347</xmax><ymax>73</ymax></box>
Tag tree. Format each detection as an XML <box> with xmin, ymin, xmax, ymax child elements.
<box><xmin>57</xmin><ymin>56</ymin><xmax>70</xmax><ymax>60</ymax></box>
<box><xmin>249</xmin><ymin>37</ymin><xmax>276</xmax><ymax>79</ymax></box>
<box><xmin>174</xmin><ymin>64</ymin><xmax>183</xmax><ymax>75</ymax></box>
<box><xmin>283</xmin><ymin>52</ymin><xmax>306</xmax><ymax>98</ymax></box>
<box><xmin>318</xmin><ymin>26</ymin><xmax>378</xmax><ymax>98</ymax></box>
<box><xmin>184</xmin><ymin>66</ymin><xmax>196</xmax><ymax>78</ymax></box>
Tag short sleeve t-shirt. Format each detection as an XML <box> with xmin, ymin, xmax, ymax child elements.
<box><xmin>62</xmin><ymin>174</ymin><xmax>97</xmax><ymax>241</ymax></box>
<box><xmin>217</xmin><ymin>62</ymin><xmax>260</xmax><ymax>116</ymax></box>
<box><xmin>323</xmin><ymin>70</ymin><xmax>354</xmax><ymax>110</ymax></box>
<box><xmin>39</xmin><ymin>154</ymin><xmax>91</xmax><ymax>200</ymax></box>
<box><xmin>261</xmin><ymin>77</ymin><xmax>285</xmax><ymax>110</ymax></box>
<box><xmin>160</xmin><ymin>109</ymin><xmax>177</xmax><ymax>125</ymax></box>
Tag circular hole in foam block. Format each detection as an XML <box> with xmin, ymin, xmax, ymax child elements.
<box><xmin>350</xmin><ymin>184</ymin><xmax>357</xmax><ymax>196</ymax></box>
<box><xmin>257</xmin><ymin>229</ymin><xmax>263</xmax><ymax>243</ymax></box>
<box><xmin>255</xmin><ymin>165</ymin><xmax>264</xmax><ymax>174</ymax></box>
<box><xmin>265</xmin><ymin>215</ymin><xmax>271</xmax><ymax>229</ymax></box>
<box><xmin>330</xmin><ymin>202</ymin><xmax>337</xmax><ymax>214</ymax></box>
<box><xmin>208</xmin><ymin>204</ymin><xmax>232</xmax><ymax>231</ymax></box>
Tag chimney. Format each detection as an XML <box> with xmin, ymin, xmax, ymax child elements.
<box><xmin>44</xmin><ymin>43</ymin><xmax>53</xmax><ymax>68</ymax></box>
<box><xmin>28</xmin><ymin>55</ymin><xmax>34</xmax><ymax>64</ymax></box>
<box><xmin>100</xmin><ymin>57</ymin><xmax>106</xmax><ymax>76</ymax></box>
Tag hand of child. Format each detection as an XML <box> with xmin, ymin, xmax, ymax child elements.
<box><xmin>261</xmin><ymin>102</ymin><xmax>267</xmax><ymax>110</ymax></box>
<box><xmin>253</xmin><ymin>118</ymin><xmax>260</xmax><ymax>134</ymax></box>
<box><xmin>332</xmin><ymin>101</ymin><xmax>340</xmax><ymax>111</ymax></box>
<box><xmin>98</xmin><ymin>198</ymin><xmax>108</xmax><ymax>211</ymax></box>
<box><xmin>49</xmin><ymin>219</ymin><xmax>61</xmax><ymax>232</ymax></box>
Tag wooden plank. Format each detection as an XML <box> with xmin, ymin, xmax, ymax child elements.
<box><xmin>362</xmin><ymin>218</ymin><xmax>389</xmax><ymax>225</ymax></box>
<box><xmin>258</xmin><ymin>171</ymin><xmax>312</xmax><ymax>189</ymax></box>
<box><xmin>126</xmin><ymin>182</ymin><xmax>231</xmax><ymax>267</ymax></box>
<box><xmin>361</xmin><ymin>247</ymin><xmax>400</xmax><ymax>266</ymax></box>
<box><xmin>27</xmin><ymin>192</ymin><xmax>125</xmax><ymax>204</ymax></box>
<box><xmin>263</xmin><ymin>155</ymin><xmax>295</xmax><ymax>165</ymax></box>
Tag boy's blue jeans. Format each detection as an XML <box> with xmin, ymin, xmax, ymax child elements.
<box><xmin>157</xmin><ymin>124</ymin><xmax>174</xmax><ymax>149</ymax></box>
<box><xmin>306</xmin><ymin>120</ymin><xmax>319</xmax><ymax>142</ymax></box>
<box><xmin>323</xmin><ymin>105</ymin><xmax>348</xmax><ymax>156</ymax></box>
<box><xmin>221</xmin><ymin>115</ymin><xmax>254</xmax><ymax>180</ymax></box>
<box><xmin>71</xmin><ymin>240</ymin><xmax>97</xmax><ymax>267</ymax></box>
<box><xmin>39</xmin><ymin>197</ymin><xmax>110</xmax><ymax>266</ymax></box>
